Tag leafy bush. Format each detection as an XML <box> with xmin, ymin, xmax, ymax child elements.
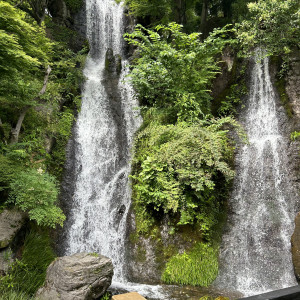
<box><xmin>132</xmin><ymin>118</ymin><xmax>239</xmax><ymax>234</ymax></box>
<box><xmin>9</xmin><ymin>169</ymin><xmax>65</xmax><ymax>228</ymax></box>
<box><xmin>162</xmin><ymin>243</ymin><xmax>218</xmax><ymax>286</ymax></box>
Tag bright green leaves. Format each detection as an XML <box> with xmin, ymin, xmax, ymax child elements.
<box><xmin>132</xmin><ymin>118</ymin><xmax>237</xmax><ymax>232</ymax></box>
<box><xmin>0</xmin><ymin>1</ymin><xmax>51</xmax><ymax>75</ymax></box>
<box><xmin>125</xmin><ymin>23</ymin><xmax>234</xmax><ymax>122</ymax></box>
<box><xmin>237</xmin><ymin>0</ymin><xmax>300</xmax><ymax>57</ymax></box>
<box><xmin>9</xmin><ymin>169</ymin><xmax>65</xmax><ymax>228</ymax></box>
<box><xmin>0</xmin><ymin>1</ymin><xmax>53</xmax><ymax>112</ymax></box>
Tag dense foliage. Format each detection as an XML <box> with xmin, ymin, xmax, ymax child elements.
<box><xmin>132</xmin><ymin>119</ymin><xmax>237</xmax><ymax>235</ymax></box>
<box><xmin>121</xmin><ymin>0</ymin><xmax>252</xmax><ymax>33</ymax></box>
<box><xmin>0</xmin><ymin>0</ymin><xmax>86</xmax><ymax>230</ymax></box>
<box><xmin>237</xmin><ymin>0</ymin><xmax>300</xmax><ymax>57</ymax></box>
<box><xmin>125</xmin><ymin>23</ymin><xmax>235</xmax><ymax>121</ymax></box>
<box><xmin>0</xmin><ymin>0</ymin><xmax>87</xmax><ymax>297</ymax></box>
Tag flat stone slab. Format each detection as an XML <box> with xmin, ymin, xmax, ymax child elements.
<box><xmin>239</xmin><ymin>285</ymin><xmax>300</xmax><ymax>300</ymax></box>
<box><xmin>112</xmin><ymin>292</ymin><xmax>146</xmax><ymax>300</ymax></box>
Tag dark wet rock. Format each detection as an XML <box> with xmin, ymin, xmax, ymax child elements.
<box><xmin>105</xmin><ymin>49</ymin><xmax>122</xmax><ymax>75</ymax></box>
<box><xmin>292</xmin><ymin>212</ymin><xmax>300</xmax><ymax>280</ymax></box>
<box><xmin>0</xmin><ymin>209</ymin><xmax>27</xmax><ymax>249</ymax></box>
<box><xmin>48</xmin><ymin>0</ymin><xmax>72</xmax><ymax>27</ymax></box>
<box><xmin>286</xmin><ymin>51</ymin><xmax>300</xmax><ymax>122</ymax></box>
<box><xmin>36</xmin><ymin>253</ymin><xmax>113</xmax><ymax>300</ymax></box>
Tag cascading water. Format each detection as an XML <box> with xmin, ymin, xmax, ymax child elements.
<box><xmin>64</xmin><ymin>0</ymin><xmax>141</xmax><ymax>281</ymax></box>
<box><xmin>215</xmin><ymin>51</ymin><xmax>298</xmax><ymax>296</ymax></box>
<box><xmin>62</xmin><ymin>0</ymin><xmax>167</xmax><ymax>298</ymax></box>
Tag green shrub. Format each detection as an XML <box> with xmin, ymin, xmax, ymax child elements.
<box><xmin>9</xmin><ymin>169</ymin><xmax>65</xmax><ymax>228</ymax></box>
<box><xmin>162</xmin><ymin>243</ymin><xmax>219</xmax><ymax>286</ymax></box>
<box><xmin>0</xmin><ymin>229</ymin><xmax>56</xmax><ymax>296</ymax></box>
<box><xmin>125</xmin><ymin>23</ymin><xmax>235</xmax><ymax>121</ymax></box>
<box><xmin>132</xmin><ymin>118</ymin><xmax>238</xmax><ymax>234</ymax></box>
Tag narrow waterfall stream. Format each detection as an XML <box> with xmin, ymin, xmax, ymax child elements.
<box><xmin>215</xmin><ymin>53</ymin><xmax>298</xmax><ymax>296</ymax></box>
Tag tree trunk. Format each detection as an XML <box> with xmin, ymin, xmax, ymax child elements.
<box><xmin>10</xmin><ymin>65</ymin><xmax>52</xmax><ymax>144</ymax></box>
<box><xmin>17</xmin><ymin>0</ymin><xmax>48</xmax><ymax>25</ymax></box>
<box><xmin>200</xmin><ymin>0</ymin><xmax>208</xmax><ymax>37</ymax></box>
<box><xmin>10</xmin><ymin>106</ymin><xmax>30</xmax><ymax>144</ymax></box>
<box><xmin>173</xmin><ymin>0</ymin><xmax>187</xmax><ymax>26</ymax></box>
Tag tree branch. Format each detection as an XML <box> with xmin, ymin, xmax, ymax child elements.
<box><xmin>10</xmin><ymin>65</ymin><xmax>52</xmax><ymax>144</ymax></box>
<box><xmin>39</xmin><ymin>65</ymin><xmax>52</xmax><ymax>96</ymax></box>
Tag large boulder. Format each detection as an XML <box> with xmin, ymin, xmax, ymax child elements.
<box><xmin>36</xmin><ymin>253</ymin><xmax>113</xmax><ymax>300</ymax></box>
<box><xmin>291</xmin><ymin>212</ymin><xmax>300</xmax><ymax>280</ymax></box>
<box><xmin>0</xmin><ymin>209</ymin><xmax>26</xmax><ymax>249</ymax></box>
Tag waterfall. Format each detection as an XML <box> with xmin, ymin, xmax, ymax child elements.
<box><xmin>61</xmin><ymin>1</ymin><xmax>167</xmax><ymax>298</ymax></box>
<box><xmin>215</xmin><ymin>51</ymin><xmax>298</xmax><ymax>296</ymax></box>
<box><xmin>63</xmin><ymin>0</ymin><xmax>141</xmax><ymax>281</ymax></box>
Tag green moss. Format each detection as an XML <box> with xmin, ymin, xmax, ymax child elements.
<box><xmin>275</xmin><ymin>78</ymin><xmax>293</xmax><ymax>118</ymax></box>
<box><xmin>89</xmin><ymin>252</ymin><xmax>99</xmax><ymax>257</ymax></box>
<box><xmin>162</xmin><ymin>243</ymin><xmax>219</xmax><ymax>286</ymax></box>
<box><xmin>136</xmin><ymin>246</ymin><xmax>147</xmax><ymax>263</ymax></box>
<box><xmin>64</xmin><ymin>0</ymin><xmax>83</xmax><ymax>13</ymax></box>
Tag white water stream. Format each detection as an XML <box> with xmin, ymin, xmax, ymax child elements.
<box><xmin>215</xmin><ymin>52</ymin><xmax>298</xmax><ymax>296</ymax></box>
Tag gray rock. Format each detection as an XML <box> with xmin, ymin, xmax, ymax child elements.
<box><xmin>0</xmin><ymin>209</ymin><xmax>26</xmax><ymax>249</ymax></box>
<box><xmin>36</xmin><ymin>253</ymin><xmax>113</xmax><ymax>300</ymax></box>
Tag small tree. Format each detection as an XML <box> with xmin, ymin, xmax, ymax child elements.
<box><xmin>237</xmin><ymin>0</ymin><xmax>300</xmax><ymax>57</ymax></box>
<box><xmin>0</xmin><ymin>1</ymin><xmax>53</xmax><ymax>144</ymax></box>
<box><xmin>9</xmin><ymin>169</ymin><xmax>65</xmax><ymax>228</ymax></box>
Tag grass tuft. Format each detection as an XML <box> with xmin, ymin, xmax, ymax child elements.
<box><xmin>162</xmin><ymin>243</ymin><xmax>218</xmax><ymax>286</ymax></box>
